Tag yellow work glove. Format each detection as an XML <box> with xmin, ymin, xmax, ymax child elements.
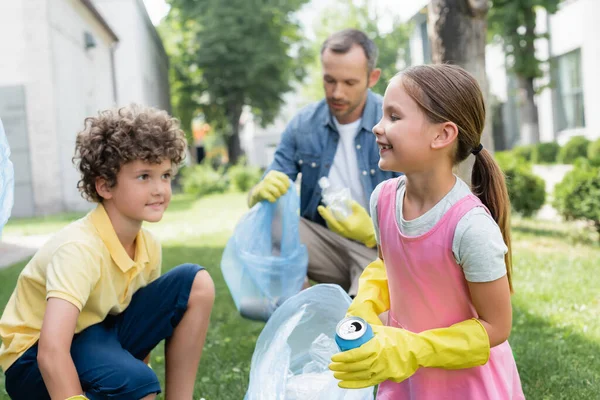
<box><xmin>248</xmin><ymin>170</ymin><xmax>290</xmax><ymax>207</ymax></box>
<box><xmin>317</xmin><ymin>200</ymin><xmax>376</xmax><ymax>248</ymax></box>
<box><xmin>329</xmin><ymin>319</ymin><xmax>490</xmax><ymax>389</ymax></box>
<box><xmin>346</xmin><ymin>258</ymin><xmax>389</xmax><ymax>326</ymax></box>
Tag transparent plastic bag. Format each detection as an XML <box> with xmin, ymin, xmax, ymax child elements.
<box><xmin>221</xmin><ymin>181</ymin><xmax>308</xmax><ymax>321</ymax></box>
<box><xmin>318</xmin><ymin>176</ymin><xmax>351</xmax><ymax>220</ymax></box>
<box><xmin>244</xmin><ymin>284</ymin><xmax>374</xmax><ymax>400</ymax></box>
<box><xmin>0</xmin><ymin>118</ymin><xmax>14</xmax><ymax>237</ymax></box>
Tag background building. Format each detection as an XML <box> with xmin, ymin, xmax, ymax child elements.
<box><xmin>0</xmin><ymin>0</ymin><xmax>170</xmax><ymax>217</ymax></box>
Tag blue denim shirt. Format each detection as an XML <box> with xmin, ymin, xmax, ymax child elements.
<box><xmin>266</xmin><ymin>90</ymin><xmax>401</xmax><ymax>226</ymax></box>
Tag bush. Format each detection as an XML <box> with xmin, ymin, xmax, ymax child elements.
<box><xmin>227</xmin><ymin>162</ymin><xmax>263</xmax><ymax>192</ymax></box>
<box><xmin>557</xmin><ymin>135</ymin><xmax>590</xmax><ymax>164</ymax></box>
<box><xmin>587</xmin><ymin>138</ymin><xmax>600</xmax><ymax>167</ymax></box>
<box><xmin>553</xmin><ymin>162</ymin><xmax>600</xmax><ymax>238</ymax></box>
<box><xmin>181</xmin><ymin>163</ymin><xmax>228</xmax><ymax>197</ymax></box>
<box><xmin>532</xmin><ymin>142</ymin><xmax>560</xmax><ymax>164</ymax></box>
<box><xmin>494</xmin><ymin>151</ymin><xmax>517</xmax><ymax>171</ymax></box>
<box><xmin>512</xmin><ymin>145</ymin><xmax>535</xmax><ymax>162</ymax></box>
<box><xmin>502</xmin><ymin>163</ymin><xmax>546</xmax><ymax>217</ymax></box>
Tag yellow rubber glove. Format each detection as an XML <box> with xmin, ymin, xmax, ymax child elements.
<box><xmin>345</xmin><ymin>258</ymin><xmax>389</xmax><ymax>326</ymax></box>
<box><xmin>329</xmin><ymin>319</ymin><xmax>490</xmax><ymax>389</ymax></box>
<box><xmin>248</xmin><ymin>170</ymin><xmax>290</xmax><ymax>207</ymax></box>
<box><xmin>317</xmin><ymin>200</ymin><xmax>376</xmax><ymax>248</ymax></box>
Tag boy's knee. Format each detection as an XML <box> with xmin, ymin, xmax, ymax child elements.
<box><xmin>188</xmin><ymin>269</ymin><xmax>215</xmax><ymax>309</ymax></box>
<box><xmin>85</xmin><ymin>361</ymin><xmax>159</xmax><ymax>399</ymax></box>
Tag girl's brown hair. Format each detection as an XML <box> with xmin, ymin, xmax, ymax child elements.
<box><xmin>399</xmin><ymin>64</ymin><xmax>513</xmax><ymax>291</ymax></box>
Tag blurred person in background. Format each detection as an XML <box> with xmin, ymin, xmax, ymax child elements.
<box><xmin>248</xmin><ymin>29</ymin><xmax>400</xmax><ymax>296</ymax></box>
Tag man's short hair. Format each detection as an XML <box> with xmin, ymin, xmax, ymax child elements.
<box><xmin>73</xmin><ymin>104</ymin><xmax>187</xmax><ymax>203</ymax></box>
<box><xmin>321</xmin><ymin>29</ymin><xmax>379</xmax><ymax>72</ymax></box>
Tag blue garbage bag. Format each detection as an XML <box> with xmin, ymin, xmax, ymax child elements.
<box><xmin>0</xmin><ymin>118</ymin><xmax>14</xmax><ymax>237</ymax></box>
<box><xmin>221</xmin><ymin>181</ymin><xmax>308</xmax><ymax>321</ymax></box>
<box><xmin>245</xmin><ymin>284</ymin><xmax>374</xmax><ymax>400</ymax></box>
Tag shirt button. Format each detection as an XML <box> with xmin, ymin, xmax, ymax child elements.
<box><xmin>370</xmin><ymin>169</ymin><xmax>376</xmax><ymax>175</ymax></box>
<box><xmin>356</xmin><ymin>144</ymin><xmax>361</xmax><ymax>149</ymax></box>
<box><xmin>311</xmin><ymin>162</ymin><xmax>317</xmax><ymax>168</ymax></box>
<box><xmin>298</xmin><ymin>159</ymin><xmax>303</xmax><ymax>165</ymax></box>
<box><xmin>362</xmin><ymin>170</ymin><xmax>367</xmax><ymax>176</ymax></box>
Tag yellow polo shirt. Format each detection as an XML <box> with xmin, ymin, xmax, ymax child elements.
<box><xmin>0</xmin><ymin>204</ymin><xmax>162</xmax><ymax>372</ymax></box>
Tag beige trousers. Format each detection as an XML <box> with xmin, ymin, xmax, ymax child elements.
<box><xmin>276</xmin><ymin>217</ymin><xmax>378</xmax><ymax>296</ymax></box>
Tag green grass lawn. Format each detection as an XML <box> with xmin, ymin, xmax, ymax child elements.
<box><xmin>1</xmin><ymin>193</ymin><xmax>599</xmax><ymax>399</ymax></box>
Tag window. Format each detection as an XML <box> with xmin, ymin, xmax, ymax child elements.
<box><xmin>554</xmin><ymin>49</ymin><xmax>585</xmax><ymax>131</ymax></box>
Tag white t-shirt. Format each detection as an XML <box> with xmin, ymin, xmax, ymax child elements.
<box><xmin>328</xmin><ymin>118</ymin><xmax>368</xmax><ymax>210</ymax></box>
<box><xmin>370</xmin><ymin>176</ymin><xmax>508</xmax><ymax>283</ymax></box>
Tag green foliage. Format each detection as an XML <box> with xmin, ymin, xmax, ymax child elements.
<box><xmin>163</xmin><ymin>0</ymin><xmax>310</xmax><ymax>162</ymax></box>
<box><xmin>301</xmin><ymin>0</ymin><xmax>410</xmax><ymax>101</ymax></box>
<box><xmin>157</xmin><ymin>9</ymin><xmax>204</xmax><ymax>143</ymax></box>
<box><xmin>181</xmin><ymin>163</ymin><xmax>228</xmax><ymax>197</ymax></box>
<box><xmin>532</xmin><ymin>141</ymin><xmax>560</xmax><ymax>164</ymax></box>
<box><xmin>557</xmin><ymin>135</ymin><xmax>591</xmax><ymax>164</ymax></box>
<box><xmin>502</xmin><ymin>162</ymin><xmax>546</xmax><ymax>217</ymax></box>
<box><xmin>512</xmin><ymin>145</ymin><xmax>535</xmax><ymax>162</ymax></box>
<box><xmin>587</xmin><ymin>138</ymin><xmax>600</xmax><ymax>167</ymax></box>
<box><xmin>180</xmin><ymin>159</ymin><xmax>264</xmax><ymax>196</ymax></box>
<box><xmin>227</xmin><ymin>161</ymin><xmax>264</xmax><ymax>192</ymax></box>
<box><xmin>494</xmin><ymin>151</ymin><xmax>518</xmax><ymax>170</ymax></box>
<box><xmin>489</xmin><ymin>0</ymin><xmax>560</xmax><ymax>82</ymax></box>
<box><xmin>553</xmin><ymin>162</ymin><xmax>600</xmax><ymax>237</ymax></box>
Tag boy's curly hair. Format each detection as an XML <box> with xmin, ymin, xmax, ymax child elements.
<box><xmin>73</xmin><ymin>104</ymin><xmax>187</xmax><ymax>202</ymax></box>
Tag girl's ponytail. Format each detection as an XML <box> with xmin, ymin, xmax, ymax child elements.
<box><xmin>471</xmin><ymin>148</ymin><xmax>513</xmax><ymax>292</ymax></box>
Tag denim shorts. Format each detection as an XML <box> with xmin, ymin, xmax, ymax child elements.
<box><xmin>5</xmin><ymin>263</ymin><xmax>204</xmax><ymax>400</ymax></box>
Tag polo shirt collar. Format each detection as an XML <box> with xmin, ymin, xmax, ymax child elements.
<box><xmin>89</xmin><ymin>204</ymin><xmax>150</xmax><ymax>272</ymax></box>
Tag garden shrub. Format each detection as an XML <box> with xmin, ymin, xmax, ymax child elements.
<box><xmin>557</xmin><ymin>136</ymin><xmax>590</xmax><ymax>164</ymax></box>
<box><xmin>181</xmin><ymin>163</ymin><xmax>228</xmax><ymax>197</ymax></box>
<box><xmin>532</xmin><ymin>142</ymin><xmax>560</xmax><ymax>164</ymax></box>
<box><xmin>553</xmin><ymin>161</ymin><xmax>600</xmax><ymax>238</ymax></box>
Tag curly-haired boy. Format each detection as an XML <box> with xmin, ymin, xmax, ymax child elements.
<box><xmin>0</xmin><ymin>105</ymin><xmax>215</xmax><ymax>400</ymax></box>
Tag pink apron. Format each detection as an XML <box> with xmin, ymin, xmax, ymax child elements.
<box><xmin>376</xmin><ymin>178</ymin><xmax>525</xmax><ymax>400</ymax></box>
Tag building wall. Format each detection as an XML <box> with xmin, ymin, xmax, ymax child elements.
<box><xmin>0</xmin><ymin>0</ymin><xmax>117</xmax><ymax>217</ymax></box>
<box><xmin>0</xmin><ymin>0</ymin><xmax>61</xmax><ymax>217</ymax></box>
<box><xmin>546</xmin><ymin>0</ymin><xmax>600</xmax><ymax>143</ymax></box>
<box><xmin>93</xmin><ymin>0</ymin><xmax>171</xmax><ymax>111</ymax></box>
<box><xmin>50</xmin><ymin>0</ymin><xmax>117</xmax><ymax>213</ymax></box>
<box><xmin>0</xmin><ymin>2</ymin><xmax>35</xmax><ymax>218</ymax></box>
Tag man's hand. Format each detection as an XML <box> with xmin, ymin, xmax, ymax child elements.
<box><xmin>248</xmin><ymin>170</ymin><xmax>290</xmax><ymax>207</ymax></box>
<box><xmin>318</xmin><ymin>200</ymin><xmax>376</xmax><ymax>248</ymax></box>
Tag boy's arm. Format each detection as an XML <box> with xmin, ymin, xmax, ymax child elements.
<box><xmin>38</xmin><ymin>297</ymin><xmax>85</xmax><ymax>399</ymax></box>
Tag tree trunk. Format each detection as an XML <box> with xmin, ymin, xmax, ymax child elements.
<box><xmin>225</xmin><ymin>102</ymin><xmax>244</xmax><ymax>165</ymax></box>
<box><xmin>518</xmin><ymin>76</ymin><xmax>540</xmax><ymax>145</ymax></box>
<box><xmin>517</xmin><ymin>6</ymin><xmax>540</xmax><ymax>145</ymax></box>
<box><xmin>428</xmin><ymin>0</ymin><xmax>493</xmax><ymax>184</ymax></box>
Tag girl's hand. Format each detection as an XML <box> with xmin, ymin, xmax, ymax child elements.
<box><xmin>329</xmin><ymin>319</ymin><xmax>490</xmax><ymax>389</ymax></box>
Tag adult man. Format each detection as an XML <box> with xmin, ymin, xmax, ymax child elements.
<box><xmin>248</xmin><ymin>29</ymin><xmax>399</xmax><ymax>296</ymax></box>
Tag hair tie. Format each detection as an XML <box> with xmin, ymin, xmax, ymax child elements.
<box><xmin>471</xmin><ymin>143</ymin><xmax>483</xmax><ymax>155</ymax></box>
